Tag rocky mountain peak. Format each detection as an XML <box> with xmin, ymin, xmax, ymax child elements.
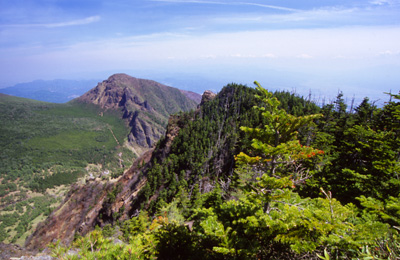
<box><xmin>75</xmin><ymin>74</ymin><xmax>199</xmax><ymax>154</ymax></box>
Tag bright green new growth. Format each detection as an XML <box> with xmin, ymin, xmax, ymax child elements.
<box><xmin>236</xmin><ymin>81</ymin><xmax>324</xmax><ymax>183</ymax></box>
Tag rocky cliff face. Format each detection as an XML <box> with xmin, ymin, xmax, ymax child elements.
<box><xmin>76</xmin><ymin>73</ymin><xmax>200</xmax><ymax>154</ymax></box>
<box><xmin>199</xmin><ymin>90</ymin><xmax>216</xmax><ymax>106</ymax></box>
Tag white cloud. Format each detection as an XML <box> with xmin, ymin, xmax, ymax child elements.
<box><xmin>200</xmin><ymin>54</ymin><xmax>217</xmax><ymax>59</ymax></box>
<box><xmin>204</xmin><ymin>5</ymin><xmax>371</xmax><ymax>29</ymax></box>
<box><xmin>378</xmin><ymin>50</ymin><xmax>400</xmax><ymax>56</ymax></box>
<box><xmin>3</xmin><ymin>26</ymin><xmax>400</xmax><ymax>62</ymax></box>
<box><xmin>1</xmin><ymin>16</ymin><xmax>101</xmax><ymax>29</ymax></box>
<box><xmin>370</xmin><ymin>0</ymin><xmax>391</xmax><ymax>5</ymax></box>
<box><xmin>296</xmin><ymin>54</ymin><xmax>313</xmax><ymax>59</ymax></box>
<box><xmin>150</xmin><ymin>0</ymin><xmax>298</xmax><ymax>12</ymax></box>
<box><xmin>1</xmin><ymin>25</ymin><xmax>400</xmax><ymax>86</ymax></box>
<box><xmin>230</xmin><ymin>54</ymin><xmax>257</xmax><ymax>58</ymax></box>
<box><xmin>262</xmin><ymin>54</ymin><xmax>276</xmax><ymax>58</ymax></box>
<box><xmin>45</xmin><ymin>16</ymin><xmax>101</xmax><ymax>28</ymax></box>
<box><xmin>238</xmin><ymin>2</ymin><xmax>299</xmax><ymax>12</ymax></box>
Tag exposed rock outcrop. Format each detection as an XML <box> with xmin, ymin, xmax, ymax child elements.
<box><xmin>76</xmin><ymin>73</ymin><xmax>200</xmax><ymax>153</ymax></box>
<box><xmin>0</xmin><ymin>242</ymin><xmax>35</xmax><ymax>259</ymax></box>
<box><xmin>199</xmin><ymin>90</ymin><xmax>216</xmax><ymax>106</ymax></box>
<box><xmin>25</xmin><ymin>149</ymin><xmax>154</xmax><ymax>251</ymax></box>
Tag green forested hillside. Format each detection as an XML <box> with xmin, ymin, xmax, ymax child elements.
<box><xmin>0</xmin><ymin>94</ymin><xmax>133</xmax><ymax>244</ymax></box>
<box><xmin>50</xmin><ymin>84</ymin><xmax>399</xmax><ymax>259</ymax></box>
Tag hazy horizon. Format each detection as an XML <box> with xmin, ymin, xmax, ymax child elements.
<box><xmin>1</xmin><ymin>0</ymin><xmax>399</xmax><ymax>106</ymax></box>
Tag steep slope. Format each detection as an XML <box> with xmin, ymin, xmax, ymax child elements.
<box><xmin>24</xmin><ymin>110</ymin><xmax>188</xmax><ymax>250</ymax></box>
<box><xmin>24</xmin><ymin>84</ymin><xmax>323</xmax><ymax>251</ymax></box>
<box><xmin>24</xmin><ymin>85</ymin><xmax>400</xmax><ymax>259</ymax></box>
<box><xmin>25</xmin><ymin>84</ymin><xmax>256</xmax><ymax>250</ymax></box>
<box><xmin>75</xmin><ymin>73</ymin><xmax>200</xmax><ymax>155</ymax></box>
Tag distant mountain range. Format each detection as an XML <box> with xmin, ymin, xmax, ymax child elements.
<box><xmin>0</xmin><ymin>79</ymin><xmax>100</xmax><ymax>103</ymax></box>
<box><xmin>0</xmin><ymin>76</ymin><xmax>205</xmax><ymax>104</ymax></box>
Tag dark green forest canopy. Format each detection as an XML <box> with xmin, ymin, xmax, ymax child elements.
<box><xmin>141</xmin><ymin>83</ymin><xmax>397</xmax><ymax>209</ymax></box>
<box><xmin>2</xmin><ymin>84</ymin><xmax>399</xmax><ymax>259</ymax></box>
<box><xmin>57</xmin><ymin>84</ymin><xmax>399</xmax><ymax>259</ymax></box>
<box><xmin>141</xmin><ymin>84</ymin><xmax>323</xmax><ymax>210</ymax></box>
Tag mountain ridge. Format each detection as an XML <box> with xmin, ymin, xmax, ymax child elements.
<box><xmin>24</xmin><ymin>84</ymin><xmax>242</xmax><ymax>251</ymax></box>
<box><xmin>0</xmin><ymin>75</ymin><xmax>203</xmax><ymax>105</ymax></box>
<box><xmin>75</xmin><ymin>73</ymin><xmax>201</xmax><ymax>155</ymax></box>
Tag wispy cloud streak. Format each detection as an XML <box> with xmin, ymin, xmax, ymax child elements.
<box><xmin>150</xmin><ymin>0</ymin><xmax>298</xmax><ymax>12</ymax></box>
<box><xmin>237</xmin><ymin>2</ymin><xmax>299</xmax><ymax>12</ymax></box>
<box><xmin>1</xmin><ymin>16</ymin><xmax>100</xmax><ymax>29</ymax></box>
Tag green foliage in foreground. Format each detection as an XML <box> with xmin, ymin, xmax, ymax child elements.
<box><xmin>52</xmin><ymin>84</ymin><xmax>399</xmax><ymax>259</ymax></box>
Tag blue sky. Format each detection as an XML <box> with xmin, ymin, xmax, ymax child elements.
<box><xmin>0</xmin><ymin>0</ymin><xmax>399</xmax><ymax>105</ymax></box>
